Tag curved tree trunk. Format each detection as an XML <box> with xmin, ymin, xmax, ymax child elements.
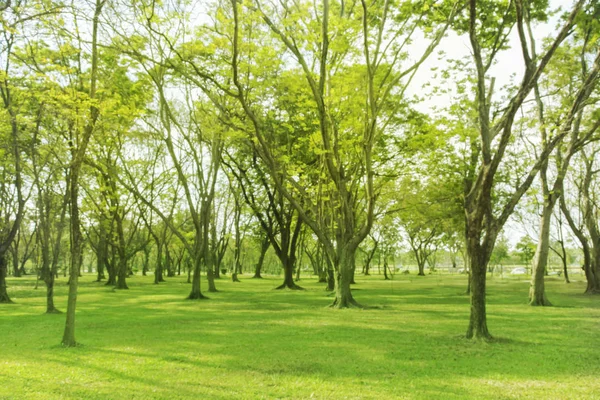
<box><xmin>383</xmin><ymin>261</ymin><xmax>389</xmax><ymax>280</ymax></box>
<box><xmin>559</xmin><ymin>240</ymin><xmax>570</xmax><ymax>283</ymax></box>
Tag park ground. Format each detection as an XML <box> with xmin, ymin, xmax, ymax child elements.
<box><xmin>1</xmin><ymin>273</ymin><xmax>599</xmax><ymax>399</ymax></box>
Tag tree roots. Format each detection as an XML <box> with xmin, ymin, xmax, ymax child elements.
<box><xmin>187</xmin><ymin>292</ymin><xmax>209</xmax><ymax>300</ymax></box>
<box><xmin>274</xmin><ymin>283</ymin><xmax>304</xmax><ymax>290</ymax></box>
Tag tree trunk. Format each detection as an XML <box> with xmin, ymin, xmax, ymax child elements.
<box><xmin>466</xmin><ymin>250</ymin><xmax>492</xmax><ymax>340</ymax></box>
<box><xmin>0</xmin><ymin>256</ymin><xmax>13</xmax><ymax>303</ymax></box>
<box><xmin>187</xmin><ymin>260</ymin><xmax>192</xmax><ymax>283</ymax></box>
<box><xmin>41</xmin><ymin>238</ymin><xmax>60</xmax><ymax>313</ymax></box>
<box><xmin>275</xmin><ymin>258</ymin><xmax>303</xmax><ymax>290</ymax></box>
<box><xmin>324</xmin><ymin>254</ymin><xmax>335</xmax><ymax>290</ymax></box>
<box><xmin>253</xmin><ymin>237</ymin><xmax>269</xmax><ymax>279</ymax></box>
<box><xmin>142</xmin><ymin>248</ymin><xmax>149</xmax><ymax>276</ymax></box>
<box><xmin>188</xmin><ymin>245</ymin><xmax>207</xmax><ymax>299</ymax></box>
<box><xmin>383</xmin><ymin>259</ymin><xmax>390</xmax><ymax>280</ymax></box>
<box><xmin>559</xmin><ymin>240</ymin><xmax>570</xmax><ymax>283</ymax></box>
<box><xmin>417</xmin><ymin>262</ymin><xmax>425</xmax><ymax>276</ymax></box>
<box><xmin>529</xmin><ymin>203</ymin><xmax>553</xmax><ymax>306</ymax></box>
<box><xmin>207</xmin><ymin>266</ymin><xmax>217</xmax><ymax>292</ymax></box>
<box><xmin>105</xmin><ymin>252</ymin><xmax>116</xmax><ymax>286</ymax></box>
<box><xmin>330</xmin><ymin>247</ymin><xmax>362</xmax><ymax>308</ymax></box>
<box><xmin>154</xmin><ymin>242</ymin><xmax>164</xmax><ymax>284</ymax></box>
<box><xmin>12</xmin><ymin>250</ymin><xmax>21</xmax><ymax>277</ymax></box>
<box><xmin>115</xmin><ymin>255</ymin><xmax>128</xmax><ymax>290</ymax></box>
<box><xmin>45</xmin><ymin>272</ymin><xmax>60</xmax><ymax>314</ymax></box>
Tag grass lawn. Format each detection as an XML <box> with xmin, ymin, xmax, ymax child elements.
<box><xmin>1</xmin><ymin>272</ymin><xmax>599</xmax><ymax>399</ymax></box>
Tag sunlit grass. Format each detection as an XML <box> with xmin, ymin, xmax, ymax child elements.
<box><xmin>1</xmin><ymin>272</ymin><xmax>599</xmax><ymax>399</ymax></box>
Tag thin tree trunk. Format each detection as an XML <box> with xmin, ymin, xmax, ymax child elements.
<box><xmin>383</xmin><ymin>258</ymin><xmax>390</xmax><ymax>280</ymax></box>
<box><xmin>558</xmin><ymin>240</ymin><xmax>570</xmax><ymax>283</ymax></box>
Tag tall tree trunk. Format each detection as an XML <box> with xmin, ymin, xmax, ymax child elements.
<box><xmin>253</xmin><ymin>237</ymin><xmax>269</xmax><ymax>279</ymax></box>
<box><xmin>187</xmin><ymin>259</ymin><xmax>192</xmax><ymax>283</ymax></box>
<box><xmin>417</xmin><ymin>260</ymin><xmax>425</xmax><ymax>276</ymax></box>
<box><xmin>330</xmin><ymin>246</ymin><xmax>361</xmax><ymax>308</ymax></box>
<box><xmin>188</xmin><ymin>240</ymin><xmax>207</xmax><ymax>300</ymax></box>
<box><xmin>62</xmin><ymin>0</ymin><xmax>104</xmax><ymax>347</ymax></box>
<box><xmin>529</xmin><ymin>202</ymin><xmax>553</xmax><ymax>306</ymax></box>
<box><xmin>558</xmin><ymin>240</ymin><xmax>570</xmax><ymax>283</ymax></box>
<box><xmin>323</xmin><ymin>252</ymin><xmax>334</xmax><ymax>290</ymax></box>
<box><xmin>46</xmin><ymin>194</ymin><xmax>67</xmax><ymax>313</ymax></box>
<box><xmin>62</xmin><ymin>169</ymin><xmax>82</xmax><ymax>347</ymax></box>
<box><xmin>142</xmin><ymin>247</ymin><xmax>149</xmax><ymax>276</ymax></box>
<box><xmin>207</xmin><ymin>265</ymin><xmax>217</xmax><ymax>292</ymax></box>
<box><xmin>105</xmin><ymin>246</ymin><xmax>117</xmax><ymax>286</ymax></box>
<box><xmin>165</xmin><ymin>246</ymin><xmax>174</xmax><ymax>277</ymax></box>
<box><xmin>115</xmin><ymin>255</ymin><xmax>128</xmax><ymax>290</ymax></box>
<box><xmin>11</xmin><ymin>248</ymin><xmax>21</xmax><ymax>277</ymax></box>
<box><xmin>383</xmin><ymin>258</ymin><xmax>390</xmax><ymax>280</ymax></box>
<box><xmin>0</xmin><ymin>256</ymin><xmax>12</xmax><ymax>303</ymax></box>
<box><xmin>95</xmin><ymin>229</ymin><xmax>107</xmax><ymax>281</ymax></box>
<box><xmin>154</xmin><ymin>242</ymin><xmax>164</xmax><ymax>284</ymax></box>
<box><xmin>465</xmin><ymin>242</ymin><xmax>492</xmax><ymax>340</ymax></box>
<box><xmin>44</xmin><ymin>272</ymin><xmax>59</xmax><ymax>313</ymax></box>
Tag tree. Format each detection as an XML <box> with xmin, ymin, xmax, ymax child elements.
<box><xmin>560</xmin><ymin>147</ymin><xmax>600</xmax><ymax>294</ymax></box>
<box><xmin>62</xmin><ymin>0</ymin><xmax>106</xmax><ymax>347</ymax></box>
<box><xmin>528</xmin><ymin>7</ymin><xmax>600</xmax><ymax>305</ymax></box>
<box><xmin>458</xmin><ymin>0</ymin><xmax>595</xmax><ymax>339</ymax></box>
<box><xmin>489</xmin><ymin>235</ymin><xmax>509</xmax><ymax>275</ymax></box>
<box><xmin>516</xmin><ymin>236</ymin><xmax>536</xmax><ymax>270</ymax></box>
<box><xmin>222</xmin><ymin>0</ymin><xmax>457</xmax><ymax>307</ymax></box>
<box><xmin>0</xmin><ymin>0</ymin><xmax>34</xmax><ymax>303</ymax></box>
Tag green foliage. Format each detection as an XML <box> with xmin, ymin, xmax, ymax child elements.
<box><xmin>515</xmin><ymin>236</ymin><xmax>536</xmax><ymax>266</ymax></box>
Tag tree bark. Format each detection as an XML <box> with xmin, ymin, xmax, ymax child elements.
<box><xmin>417</xmin><ymin>261</ymin><xmax>425</xmax><ymax>276</ymax></box>
<box><xmin>274</xmin><ymin>257</ymin><xmax>303</xmax><ymax>290</ymax></box>
<box><xmin>330</xmin><ymin>247</ymin><xmax>362</xmax><ymax>308</ymax></box>
<box><xmin>383</xmin><ymin>258</ymin><xmax>390</xmax><ymax>280</ymax></box>
<box><xmin>253</xmin><ymin>237</ymin><xmax>269</xmax><ymax>278</ymax></box>
<box><xmin>62</xmin><ymin>0</ymin><xmax>105</xmax><ymax>347</ymax></box>
<box><xmin>466</xmin><ymin>253</ymin><xmax>491</xmax><ymax>340</ymax></box>
<box><xmin>188</xmin><ymin>239</ymin><xmax>207</xmax><ymax>299</ymax></box>
<box><xmin>529</xmin><ymin>202</ymin><xmax>553</xmax><ymax>306</ymax></box>
<box><xmin>0</xmin><ymin>256</ymin><xmax>13</xmax><ymax>303</ymax></box>
<box><xmin>11</xmin><ymin>247</ymin><xmax>21</xmax><ymax>277</ymax></box>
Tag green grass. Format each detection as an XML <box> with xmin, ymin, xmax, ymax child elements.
<box><xmin>1</xmin><ymin>272</ymin><xmax>599</xmax><ymax>399</ymax></box>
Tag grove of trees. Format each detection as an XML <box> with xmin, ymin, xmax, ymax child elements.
<box><xmin>1</xmin><ymin>0</ymin><xmax>599</xmax><ymax>345</ymax></box>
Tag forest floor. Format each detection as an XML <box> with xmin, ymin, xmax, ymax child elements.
<box><xmin>1</xmin><ymin>272</ymin><xmax>599</xmax><ymax>399</ymax></box>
